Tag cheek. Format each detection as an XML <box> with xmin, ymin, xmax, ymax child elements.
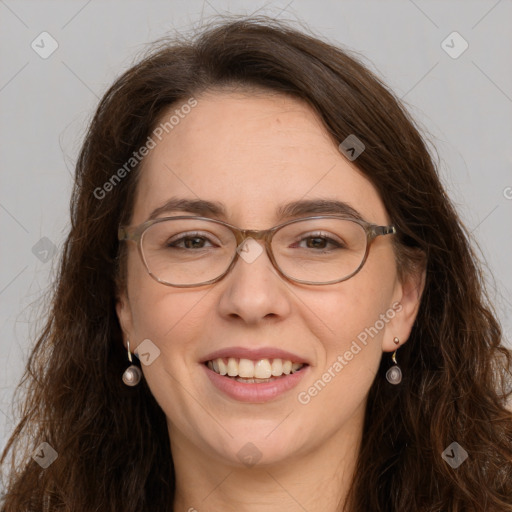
<box><xmin>129</xmin><ymin>285</ymin><xmax>208</xmax><ymax>352</ymax></box>
<box><xmin>309</xmin><ymin>273</ymin><xmax>396</xmax><ymax>353</ymax></box>
<box><xmin>293</xmin><ymin>279</ymin><xmax>394</xmax><ymax>434</ymax></box>
<box><xmin>303</xmin><ymin>266</ymin><xmax>397</xmax><ymax>388</ymax></box>
<box><xmin>124</xmin><ymin>250</ymin><xmax>206</xmax><ymax>352</ymax></box>
<box><xmin>126</xmin><ymin>282</ymin><xmax>211</xmax><ymax>410</ymax></box>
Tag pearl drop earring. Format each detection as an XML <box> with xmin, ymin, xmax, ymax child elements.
<box><xmin>122</xmin><ymin>340</ymin><xmax>142</xmax><ymax>386</ymax></box>
<box><xmin>386</xmin><ymin>337</ymin><xmax>402</xmax><ymax>385</ymax></box>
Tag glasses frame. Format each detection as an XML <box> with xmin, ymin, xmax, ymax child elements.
<box><xmin>118</xmin><ymin>215</ymin><xmax>396</xmax><ymax>287</ymax></box>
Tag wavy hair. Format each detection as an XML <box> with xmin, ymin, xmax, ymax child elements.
<box><xmin>1</xmin><ymin>15</ymin><xmax>511</xmax><ymax>512</ymax></box>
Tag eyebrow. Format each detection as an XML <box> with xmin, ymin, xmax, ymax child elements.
<box><xmin>146</xmin><ymin>197</ymin><xmax>365</xmax><ymax>223</ymax></box>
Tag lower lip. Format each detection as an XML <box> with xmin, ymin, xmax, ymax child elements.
<box><xmin>202</xmin><ymin>363</ymin><xmax>309</xmax><ymax>402</ymax></box>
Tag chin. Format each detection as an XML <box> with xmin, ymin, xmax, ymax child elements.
<box><xmin>207</xmin><ymin>430</ymin><xmax>306</xmax><ymax>469</ymax></box>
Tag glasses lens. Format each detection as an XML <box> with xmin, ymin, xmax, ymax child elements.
<box><xmin>272</xmin><ymin>218</ymin><xmax>367</xmax><ymax>283</ymax></box>
<box><xmin>141</xmin><ymin>218</ymin><xmax>236</xmax><ymax>285</ymax></box>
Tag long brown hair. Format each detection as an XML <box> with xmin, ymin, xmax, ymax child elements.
<box><xmin>1</xmin><ymin>15</ymin><xmax>511</xmax><ymax>511</ymax></box>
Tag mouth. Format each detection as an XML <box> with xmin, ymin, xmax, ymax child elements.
<box><xmin>204</xmin><ymin>357</ymin><xmax>308</xmax><ymax>384</ymax></box>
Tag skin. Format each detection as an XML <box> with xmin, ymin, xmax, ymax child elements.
<box><xmin>116</xmin><ymin>90</ymin><xmax>425</xmax><ymax>512</ymax></box>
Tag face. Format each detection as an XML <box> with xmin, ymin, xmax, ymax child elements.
<box><xmin>116</xmin><ymin>90</ymin><xmax>422</xmax><ymax>468</ymax></box>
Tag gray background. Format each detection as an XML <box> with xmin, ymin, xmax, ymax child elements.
<box><xmin>1</xmin><ymin>0</ymin><xmax>511</xmax><ymax>454</ymax></box>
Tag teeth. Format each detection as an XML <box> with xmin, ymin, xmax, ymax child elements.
<box><xmin>206</xmin><ymin>357</ymin><xmax>305</xmax><ymax>378</ymax></box>
<box><xmin>233</xmin><ymin>377</ymin><xmax>275</xmax><ymax>383</ymax></box>
<box><xmin>217</xmin><ymin>358</ymin><xmax>228</xmax><ymax>375</ymax></box>
<box><xmin>254</xmin><ymin>359</ymin><xmax>272</xmax><ymax>379</ymax></box>
<box><xmin>238</xmin><ymin>358</ymin><xmax>254</xmax><ymax>378</ymax></box>
<box><xmin>227</xmin><ymin>357</ymin><xmax>238</xmax><ymax>377</ymax></box>
<box><xmin>271</xmin><ymin>358</ymin><xmax>282</xmax><ymax>376</ymax></box>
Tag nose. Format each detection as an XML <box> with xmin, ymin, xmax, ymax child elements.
<box><xmin>216</xmin><ymin>237</ymin><xmax>292</xmax><ymax>323</ymax></box>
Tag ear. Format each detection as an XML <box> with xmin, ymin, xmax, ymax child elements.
<box><xmin>383</xmin><ymin>256</ymin><xmax>426</xmax><ymax>352</ymax></box>
<box><xmin>116</xmin><ymin>290</ymin><xmax>134</xmax><ymax>351</ymax></box>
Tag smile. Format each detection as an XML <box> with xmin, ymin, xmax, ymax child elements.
<box><xmin>205</xmin><ymin>357</ymin><xmax>307</xmax><ymax>383</ymax></box>
<box><xmin>202</xmin><ymin>358</ymin><xmax>310</xmax><ymax>402</ymax></box>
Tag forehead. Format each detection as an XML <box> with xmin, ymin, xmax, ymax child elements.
<box><xmin>131</xmin><ymin>91</ymin><xmax>388</xmax><ymax>227</ymax></box>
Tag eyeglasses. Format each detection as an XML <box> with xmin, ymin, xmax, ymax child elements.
<box><xmin>118</xmin><ymin>215</ymin><xmax>396</xmax><ymax>287</ymax></box>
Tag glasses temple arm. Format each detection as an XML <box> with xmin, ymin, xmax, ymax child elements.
<box><xmin>373</xmin><ymin>225</ymin><xmax>396</xmax><ymax>236</ymax></box>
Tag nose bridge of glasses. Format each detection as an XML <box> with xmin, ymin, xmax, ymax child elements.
<box><xmin>229</xmin><ymin>228</ymin><xmax>277</xmax><ymax>274</ymax></box>
<box><xmin>233</xmin><ymin>227</ymin><xmax>272</xmax><ymax>249</ymax></box>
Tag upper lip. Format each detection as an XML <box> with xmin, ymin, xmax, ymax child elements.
<box><xmin>201</xmin><ymin>346</ymin><xmax>310</xmax><ymax>365</ymax></box>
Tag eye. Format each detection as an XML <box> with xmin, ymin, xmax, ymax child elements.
<box><xmin>293</xmin><ymin>232</ymin><xmax>345</xmax><ymax>251</ymax></box>
<box><xmin>166</xmin><ymin>232</ymin><xmax>219</xmax><ymax>249</ymax></box>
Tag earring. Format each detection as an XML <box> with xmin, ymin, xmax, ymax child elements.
<box><xmin>122</xmin><ymin>340</ymin><xmax>142</xmax><ymax>386</ymax></box>
<box><xmin>386</xmin><ymin>337</ymin><xmax>402</xmax><ymax>385</ymax></box>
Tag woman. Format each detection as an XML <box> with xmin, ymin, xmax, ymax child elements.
<box><xmin>1</xmin><ymin>15</ymin><xmax>511</xmax><ymax>512</ymax></box>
